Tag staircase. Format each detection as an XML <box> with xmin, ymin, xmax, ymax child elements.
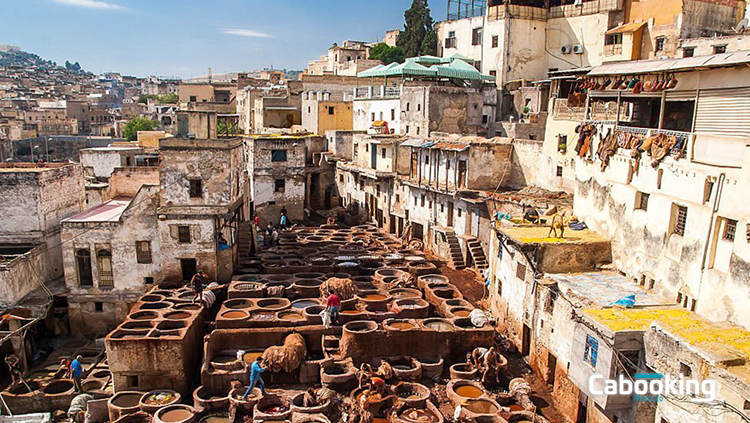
<box><xmin>237</xmin><ymin>221</ymin><xmax>252</xmax><ymax>258</ymax></box>
<box><xmin>466</xmin><ymin>237</ymin><xmax>489</xmax><ymax>270</ymax></box>
<box><xmin>445</xmin><ymin>230</ymin><xmax>466</xmax><ymax>270</ymax></box>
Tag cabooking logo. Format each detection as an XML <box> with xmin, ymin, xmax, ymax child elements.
<box><xmin>589</xmin><ymin>373</ymin><xmax>716</xmax><ymax>403</ymax></box>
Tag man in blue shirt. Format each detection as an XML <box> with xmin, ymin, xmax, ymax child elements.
<box><xmin>70</xmin><ymin>355</ymin><xmax>83</xmax><ymax>392</ymax></box>
<box><xmin>242</xmin><ymin>356</ymin><xmax>265</xmax><ymax>399</ymax></box>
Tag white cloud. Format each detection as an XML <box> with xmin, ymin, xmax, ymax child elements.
<box><xmin>221</xmin><ymin>28</ymin><xmax>272</xmax><ymax>38</ymax></box>
<box><xmin>50</xmin><ymin>0</ymin><xmax>124</xmax><ymax>10</ymax></box>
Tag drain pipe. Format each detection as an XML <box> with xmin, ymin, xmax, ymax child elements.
<box><xmin>696</xmin><ymin>172</ymin><xmax>725</xmax><ymax>303</ymax></box>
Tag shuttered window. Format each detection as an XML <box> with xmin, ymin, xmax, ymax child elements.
<box><xmin>695</xmin><ymin>87</ymin><xmax>750</xmax><ymax>137</ymax></box>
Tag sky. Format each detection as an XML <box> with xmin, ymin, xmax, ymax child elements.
<box><xmin>1</xmin><ymin>0</ymin><xmax>450</xmax><ymax>79</ymax></box>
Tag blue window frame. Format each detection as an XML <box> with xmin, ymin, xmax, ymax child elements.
<box><xmin>584</xmin><ymin>334</ymin><xmax>599</xmax><ymax>368</ymax></box>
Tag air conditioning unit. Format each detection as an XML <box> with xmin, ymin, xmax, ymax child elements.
<box><xmin>573</xmin><ymin>44</ymin><xmax>584</xmax><ymax>54</ymax></box>
<box><xmin>561</xmin><ymin>45</ymin><xmax>572</xmax><ymax>54</ymax></box>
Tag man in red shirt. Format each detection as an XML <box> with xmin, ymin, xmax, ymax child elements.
<box><xmin>326</xmin><ymin>294</ymin><xmax>341</xmax><ymax>325</ymax></box>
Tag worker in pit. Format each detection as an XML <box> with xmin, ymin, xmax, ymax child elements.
<box><xmin>190</xmin><ymin>270</ymin><xmax>207</xmax><ymax>303</ymax></box>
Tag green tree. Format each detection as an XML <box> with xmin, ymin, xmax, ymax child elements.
<box><xmin>369</xmin><ymin>43</ymin><xmax>406</xmax><ymax>65</ymax></box>
<box><xmin>123</xmin><ymin>117</ymin><xmax>158</xmax><ymax>141</ymax></box>
<box><xmin>397</xmin><ymin>0</ymin><xmax>437</xmax><ymax>58</ymax></box>
<box><xmin>159</xmin><ymin>93</ymin><xmax>179</xmax><ymax>104</ymax></box>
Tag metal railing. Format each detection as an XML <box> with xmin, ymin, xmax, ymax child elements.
<box><xmin>354</xmin><ymin>86</ymin><xmax>401</xmax><ymax>100</ymax></box>
<box><xmin>548</xmin><ymin>0</ymin><xmax>623</xmax><ymax>18</ymax></box>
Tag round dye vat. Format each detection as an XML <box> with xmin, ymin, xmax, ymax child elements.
<box><xmin>464</xmin><ymin>399</ymin><xmax>498</xmax><ymax>414</ymax></box>
<box><xmin>373</xmin><ymin>418</ymin><xmax>390</xmax><ymax>423</ymax></box>
<box><xmin>160</xmin><ymin>408</ymin><xmax>192</xmax><ymax>423</ymax></box>
<box><xmin>399</xmin><ymin>409</ymin><xmax>436</xmax><ymax>422</ymax></box>
<box><xmin>361</xmin><ymin>294</ymin><xmax>387</xmax><ymax>301</ymax></box>
<box><xmin>390</xmin><ymin>322</ymin><xmax>415</xmax><ymax>330</ymax></box>
<box><xmin>341</xmin><ymin>310</ymin><xmax>361</xmax><ymax>315</ymax></box>
<box><xmin>452</xmin><ymin>309</ymin><xmax>471</xmax><ymax>318</ymax></box>
<box><xmin>279</xmin><ymin>313</ymin><xmax>305</xmax><ymax>321</ymax></box>
<box><xmin>114</xmin><ymin>393</ymin><xmax>142</xmax><ymax>408</ymax></box>
<box><xmin>221</xmin><ymin>311</ymin><xmax>247</xmax><ymax>319</ymax></box>
<box><xmin>165</xmin><ymin>312</ymin><xmax>191</xmax><ymax>320</ymax></box>
<box><xmin>291</xmin><ymin>300</ymin><xmax>318</xmax><ymax>309</ymax></box>
<box><xmin>455</xmin><ymin>385</ymin><xmax>483</xmax><ymax>399</ymax></box>
<box><xmin>424</xmin><ymin>321</ymin><xmax>452</xmax><ymax>331</ymax></box>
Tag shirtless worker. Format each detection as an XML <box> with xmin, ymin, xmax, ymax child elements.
<box><xmin>482</xmin><ymin>346</ymin><xmax>502</xmax><ymax>385</ymax></box>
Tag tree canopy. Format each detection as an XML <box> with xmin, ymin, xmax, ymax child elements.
<box><xmin>369</xmin><ymin>43</ymin><xmax>406</xmax><ymax>65</ymax></box>
<box><xmin>123</xmin><ymin>117</ymin><xmax>158</xmax><ymax>141</ymax></box>
<box><xmin>397</xmin><ymin>0</ymin><xmax>438</xmax><ymax>58</ymax></box>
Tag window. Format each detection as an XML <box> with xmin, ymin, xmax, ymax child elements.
<box><xmin>635</xmin><ymin>192</ymin><xmax>649</xmax><ymax>211</ymax></box>
<box><xmin>723</xmin><ymin>219</ymin><xmax>738</xmax><ymax>242</ymax></box>
<box><xmin>189</xmin><ymin>95</ymin><xmax>197</xmax><ymax>102</ymax></box>
<box><xmin>395</xmin><ymin>194</ymin><xmax>400</xmax><ymax>203</ymax></box>
<box><xmin>545</xmin><ymin>291</ymin><xmax>557</xmax><ymax>313</ymax></box>
<box><xmin>680</xmin><ymin>363</ymin><xmax>692</xmax><ymax>378</ymax></box>
<box><xmin>671</xmin><ymin>204</ymin><xmax>688</xmax><ymax>236</ymax></box>
<box><xmin>126</xmin><ymin>375</ymin><xmax>139</xmax><ymax>388</ymax></box>
<box><xmin>97</xmin><ymin>250</ymin><xmax>114</xmax><ymax>287</ymax></box>
<box><xmin>95</xmin><ymin>302</ymin><xmax>104</xmax><ymax>312</ymax></box>
<box><xmin>458</xmin><ymin>208</ymin><xmax>462</xmax><ymax>217</ymax></box>
<box><xmin>371</xmin><ymin>112</ymin><xmax>375</xmax><ymax>121</ymax></box>
<box><xmin>391</xmin><ymin>109</ymin><xmax>395</xmax><ymax>120</ymax></box>
<box><xmin>557</xmin><ymin>135</ymin><xmax>567</xmax><ymax>152</ymax></box>
<box><xmin>366</xmin><ymin>144</ymin><xmax>369</xmax><ymax>152</ymax></box>
<box><xmin>713</xmin><ymin>45</ymin><xmax>727</xmax><ymax>54</ymax></box>
<box><xmin>482</xmin><ymin>115</ymin><xmax>488</xmax><ymax>124</ymax></box>
<box><xmin>406</xmin><ymin>103</ymin><xmax>410</xmax><ymax>111</ymax></box>
<box><xmin>274</xmin><ymin>179</ymin><xmax>286</xmax><ymax>193</ymax></box>
<box><xmin>178</xmin><ymin>226</ymin><xmax>191</xmax><ymax>243</ymax></box>
<box><xmin>492</xmin><ymin>35</ymin><xmax>499</xmax><ymax>48</ymax></box>
<box><xmin>449</xmin><ymin>31</ymin><xmax>455</xmax><ymax>38</ymax></box>
<box><xmin>381</xmin><ymin>148</ymin><xmax>386</xmax><ymax>159</ymax></box>
<box><xmin>339</xmin><ymin>174</ymin><xmax>344</xmax><ymax>183</ymax></box>
<box><xmin>556</xmin><ymin>166</ymin><xmax>563</xmax><ymax>177</ymax></box>
<box><xmin>406</xmin><ymin>125</ymin><xmax>410</xmax><ymax>134</ymax></box>
<box><xmin>743</xmin><ymin>400</ymin><xmax>750</xmax><ymax>412</ymax></box>
<box><xmin>703</xmin><ymin>179</ymin><xmax>714</xmax><ymax>204</ymax></box>
<box><xmin>683</xmin><ymin>47</ymin><xmax>695</xmax><ymax>58</ymax></box>
<box><xmin>417</xmin><ymin>103</ymin><xmax>421</xmax><ymax>112</ymax></box>
<box><xmin>328</xmin><ymin>106</ymin><xmax>335</xmax><ymax>115</ymax></box>
<box><xmin>584</xmin><ymin>334</ymin><xmax>599</xmax><ymax>367</ymax></box>
<box><xmin>655</xmin><ymin>37</ymin><xmax>665</xmax><ymax>52</ymax></box>
<box><xmin>271</xmin><ymin>149</ymin><xmax>287</xmax><ymax>162</ymax></box>
<box><xmin>420</xmin><ymin>195</ymin><xmax>425</xmax><ymax>207</ymax></box>
<box><xmin>76</xmin><ymin>249</ymin><xmax>93</xmax><ymax>287</ymax></box>
<box><xmin>359</xmin><ymin>180</ymin><xmax>364</xmax><ymax>190</ymax></box>
<box><xmin>189</xmin><ymin>179</ymin><xmax>202</xmax><ymax>198</ymax></box>
<box><xmin>489</xmin><ymin>70</ymin><xmax>497</xmax><ymax>77</ymax></box>
<box><xmin>516</xmin><ymin>262</ymin><xmax>526</xmax><ymax>280</ymax></box>
<box><xmin>445</xmin><ymin>32</ymin><xmax>457</xmax><ymax>49</ymax></box>
<box><xmin>376</xmin><ymin>184</ymin><xmax>381</xmax><ymax>195</ymax></box>
<box><xmin>144</xmin><ymin>277</ymin><xmax>154</xmax><ymax>285</ymax></box>
<box><xmin>416</xmin><ymin>127</ymin><xmax>420</xmax><ymax>135</ymax></box>
<box><xmin>472</xmin><ymin>27</ymin><xmax>483</xmax><ymax>46</ymax></box>
<box><xmin>425</xmin><ymin>156</ymin><xmax>429</xmax><ymax>165</ymax></box>
<box><xmin>136</xmin><ymin>241</ymin><xmax>152</xmax><ymax>264</ymax></box>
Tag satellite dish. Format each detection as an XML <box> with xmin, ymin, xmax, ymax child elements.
<box><xmin>734</xmin><ymin>18</ymin><xmax>748</xmax><ymax>34</ymax></box>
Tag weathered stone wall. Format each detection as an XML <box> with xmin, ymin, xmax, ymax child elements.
<box><xmin>0</xmin><ymin>244</ymin><xmax>53</xmax><ymax>308</ymax></box>
<box><xmin>401</xmin><ymin>86</ymin><xmax>484</xmax><ymax>137</ymax></box>
<box><xmin>79</xmin><ymin>148</ymin><xmax>142</xmax><ymax>179</ymax></box>
<box><xmin>62</xmin><ymin>186</ymin><xmax>161</xmax><ymax>335</ymax></box>
<box><xmin>467</xmin><ymin>142</ymin><xmax>513</xmax><ymax>190</ymax></box>
<box><xmin>108</xmin><ymin>166</ymin><xmax>160</xmax><ymax>197</ymax></box>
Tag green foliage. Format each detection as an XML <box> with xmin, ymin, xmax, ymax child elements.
<box><xmin>65</xmin><ymin>60</ymin><xmax>82</xmax><ymax>72</ymax></box>
<box><xmin>369</xmin><ymin>43</ymin><xmax>406</xmax><ymax>65</ymax></box>
<box><xmin>123</xmin><ymin>117</ymin><xmax>158</xmax><ymax>141</ymax></box>
<box><xmin>397</xmin><ymin>0</ymin><xmax>437</xmax><ymax>58</ymax></box>
<box><xmin>138</xmin><ymin>93</ymin><xmax>179</xmax><ymax>104</ymax></box>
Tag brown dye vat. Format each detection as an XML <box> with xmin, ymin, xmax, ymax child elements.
<box><xmin>165</xmin><ymin>312</ymin><xmax>191</xmax><ymax>320</ymax></box>
<box><xmin>175</xmin><ymin>304</ymin><xmax>201</xmax><ymax>311</ymax></box>
<box><xmin>243</xmin><ymin>351</ymin><xmax>264</xmax><ymax>363</ymax></box>
<box><xmin>279</xmin><ymin>313</ymin><xmax>305</xmax><ymax>321</ymax></box>
<box><xmin>452</xmin><ymin>309</ymin><xmax>471</xmax><ymax>318</ymax></box>
<box><xmin>114</xmin><ymin>393</ymin><xmax>142</xmax><ymax>407</ymax></box>
<box><xmin>465</xmin><ymin>399</ymin><xmax>498</xmax><ymax>414</ymax></box>
<box><xmin>43</xmin><ymin>379</ymin><xmax>73</xmax><ymax>394</ymax></box>
<box><xmin>390</xmin><ymin>322</ymin><xmax>415</xmax><ymax>330</ymax></box>
<box><xmin>455</xmin><ymin>385</ymin><xmax>483</xmax><ymax>399</ymax></box>
<box><xmin>221</xmin><ymin>311</ymin><xmax>247</xmax><ymax>319</ymax></box>
<box><xmin>341</xmin><ymin>310</ymin><xmax>361</xmax><ymax>315</ymax></box>
<box><xmin>361</xmin><ymin>294</ymin><xmax>387</xmax><ymax>301</ymax></box>
<box><xmin>373</xmin><ymin>419</ymin><xmax>389</xmax><ymax>423</ymax></box>
<box><xmin>508</xmin><ymin>404</ymin><xmax>524</xmax><ymax>412</ymax></box>
<box><xmin>160</xmin><ymin>409</ymin><xmax>192</xmax><ymax>422</ymax></box>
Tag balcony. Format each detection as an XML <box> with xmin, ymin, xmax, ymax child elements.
<box><xmin>552</xmin><ymin>98</ymin><xmax>586</xmax><ymax>121</ymax></box>
<box><xmin>603</xmin><ymin>43</ymin><xmax>623</xmax><ymax>56</ymax></box>
<box><xmin>354</xmin><ymin>86</ymin><xmax>401</xmax><ymax>100</ymax></box>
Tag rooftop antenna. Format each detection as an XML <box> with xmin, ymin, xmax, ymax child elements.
<box><xmin>734</xmin><ymin>18</ymin><xmax>749</xmax><ymax>34</ymax></box>
<box><xmin>208</xmin><ymin>66</ymin><xmax>212</xmax><ymax>83</ymax></box>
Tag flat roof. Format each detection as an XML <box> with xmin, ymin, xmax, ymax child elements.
<box><xmin>588</xmin><ymin>49</ymin><xmax>750</xmax><ymax>76</ymax></box>
<box><xmin>496</xmin><ymin>223</ymin><xmax>607</xmax><ymax>245</ymax></box>
<box><xmin>0</xmin><ymin>163</ymin><xmax>71</xmax><ymax>173</ymax></box>
<box><xmin>64</xmin><ymin>196</ymin><xmax>132</xmax><ymax>223</ymax></box>
<box><xmin>549</xmin><ymin>271</ymin><xmax>673</xmax><ymax>309</ymax></box>
<box><xmin>584</xmin><ymin>307</ymin><xmax>750</xmax><ymax>385</ymax></box>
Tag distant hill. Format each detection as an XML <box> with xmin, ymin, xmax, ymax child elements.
<box><xmin>0</xmin><ymin>48</ymin><xmax>89</xmax><ymax>74</ymax></box>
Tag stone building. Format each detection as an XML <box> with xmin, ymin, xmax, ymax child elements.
<box><xmin>60</xmin><ymin>136</ymin><xmax>246</xmax><ymax>335</ymax></box>
<box><xmin>0</xmin><ymin>163</ymin><xmax>85</xmax><ymax>308</ymax></box>
<box><xmin>246</xmin><ymin>134</ymin><xmax>328</xmax><ymax>226</ymax></box>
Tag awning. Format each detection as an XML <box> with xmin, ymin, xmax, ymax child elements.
<box><xmin>605</xmin><ymin>21</ymin><xmax>646</xmax><ymax>35</ymax></box>
<box><xmin>588</xmin><ymin>50</ymin><xmax>750</xmax><ymax>76</ymax></box>
<box><xmin>372</xmin><ymin>120</ymin><xmax>388</xmax><ymax>127</ymax></box>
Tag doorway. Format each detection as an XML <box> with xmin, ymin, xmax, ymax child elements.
<box><xmin>521</xmin><ymin>324</ymin><xmax>531</xmax><ymax>356</ymax></box>
<box><xmin>447</xmin><ymin>201</ymin><xmax>454</xmax><ymax>227</ymax></box>
<box><xmin>576</xmin><ymin>393</ymin><xmax>588</xmax><ymax>423</ymax></box>
<box><xmin>547</xmin><ymin>352</ymin><xmax>557</xmax><ymax>386</ymax></box>
<box><xmin>180</xmin><ymin>259</ymin><xmax>197</xmax><ymax>281</ymax></box>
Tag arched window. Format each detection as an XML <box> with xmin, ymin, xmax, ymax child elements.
<box><xmin>76</xmin><ymin>249</ymin><xmax>93</xmax><ymax>287</ymax></box>
<box><xmin>97</xmin><ymin>250</ymin><xmax>114</xmax><ymax>287</ymax></box>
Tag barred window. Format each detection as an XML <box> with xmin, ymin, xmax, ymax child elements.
<box><xmin>516</xmin><ymin>262</ymin><xmax>526</xmax><ymax>281</ymax></box>
<box><xmin>723</xmin><ymin>219</ymin><xmax>737</xmax><ymax>242</ymax></box>
<box><xmin>584</xmin><ymin>334</ymin><xmax>598</xmax><ymax>367</ymax></box>
<box><xmin>672</xmin><ymin>205</ymin><xmax>688</xmax><ymax>236</ymax></box>
<box><xmin>178</xmin><ymin>226</ymin><xmax>191</xmax><ymax>243</ymax></box>
<box><xmin>136</xmin><ymin>241</ymin><xmax>152</xmax><ymax>264</ymax></box>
